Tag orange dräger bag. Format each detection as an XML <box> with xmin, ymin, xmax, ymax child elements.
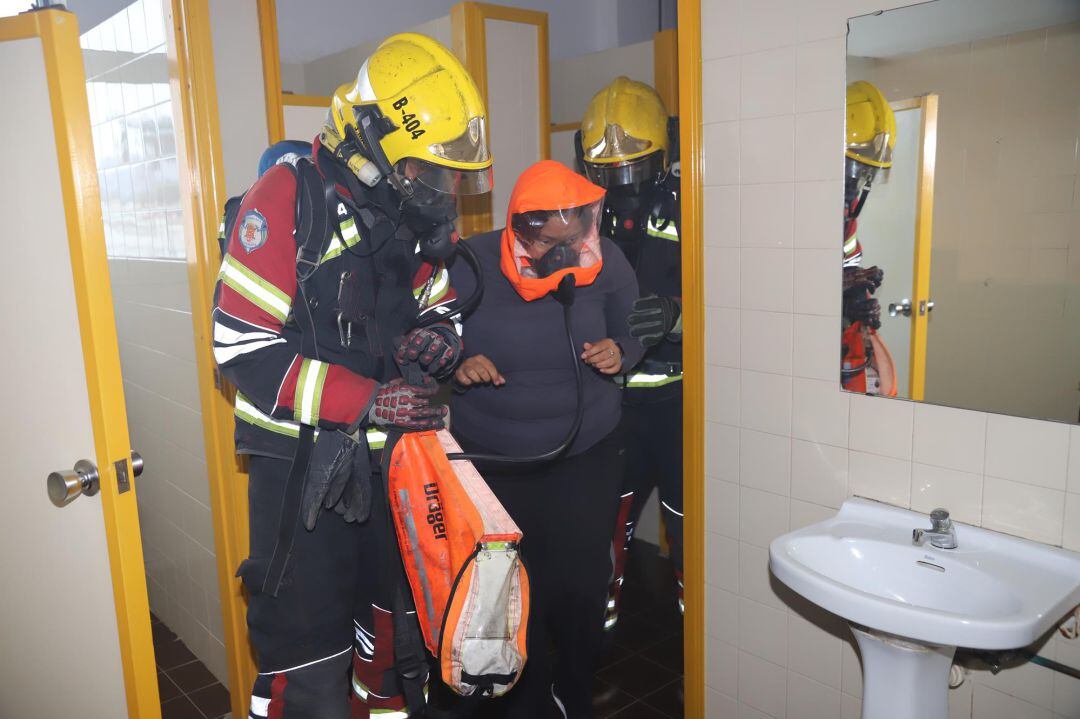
<box><xmin>386</xmin><ymin>429</ymin><xmax>529</xmax><ymax>697</ymax></box>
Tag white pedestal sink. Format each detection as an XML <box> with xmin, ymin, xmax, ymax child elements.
<box><xmin>769</xmin><ymin>498</ymin><xmax>1080</xmax><ymax>719</ymax></box>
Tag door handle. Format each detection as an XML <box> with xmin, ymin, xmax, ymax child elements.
<box><xmin>47</xmin><ymin>459</ymin><xmax>99</xmax><ymax>507</ymax></box>
<box><xmin>131</xmin><ymin>451</ymin><xmax>144</xmax><ymax>478</ymax></box>
<box><xmin>888</xmin><ymin>299</ymin><xmax>912</xmax><ymax>317</ymax></box>
<box><xmin>919</xmin><ymin>299</ymin><xmax>935</xmax><ymax>316</ymax></box>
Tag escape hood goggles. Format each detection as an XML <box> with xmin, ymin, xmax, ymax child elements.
<box><xmin>500</xmin><ymin>160</ymin><xmax>606</xmax><ymax>302</ymax></box>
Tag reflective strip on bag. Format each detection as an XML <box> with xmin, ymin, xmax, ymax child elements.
<box><xmin>645</xmin><ymin>217</ymin><xmax>679</xmax><ymax>242</ymax></box>
<box><xmin>322</xmin><ymin>216</ymin><xmax>363</xmax><ymax>262</ymax></box>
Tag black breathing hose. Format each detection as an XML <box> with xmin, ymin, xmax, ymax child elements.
<box><xmin>445</xmin><ymin>273</ymin><xmax>585</xmax><ymax>466</ymax></box>
<box><xmin>416</xmin><ymin>239</ymin><xmax>484</xmax><ymax>328</ymax></box>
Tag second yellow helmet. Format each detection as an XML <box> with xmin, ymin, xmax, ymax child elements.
<box><xmin>579</xmin><ymin>76</ymin><xmax>669</xmax><ymax>189</ymax></box>
<box><xmin>846</xmin><ymin>80</ymin><xmax>896</xmax><ymax>169</ymax></box>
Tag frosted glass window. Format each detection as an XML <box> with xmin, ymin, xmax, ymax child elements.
<box><xmin>83</xmin><ymin>0</ymin><xmax>185</xmax><ymax>259</ymax></box>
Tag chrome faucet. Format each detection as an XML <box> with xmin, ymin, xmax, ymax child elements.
<box><xmin>912</xmin><ymin>508</ymin><xmax>958</xmax><ymax>549</ymax></box>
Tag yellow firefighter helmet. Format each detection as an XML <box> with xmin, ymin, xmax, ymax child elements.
<box><xmin>327</xmin><ymin>33</ymin><xmax>492</xmax><ymax>196</ymax></box>
<box><xmin>579</xmin><ymin>76</ymin><xmax>669</xmax><ymax>189</ymax></box>
<box><xmin>846</xmin><ymin>80</ymin><xmax>896</xmax><ymax>169</ymax></box>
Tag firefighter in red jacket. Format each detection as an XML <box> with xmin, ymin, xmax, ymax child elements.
<box><xmin>212</xmin><ymin>34</ymin><xmax>491</xmax><ymax>718</ymax></box>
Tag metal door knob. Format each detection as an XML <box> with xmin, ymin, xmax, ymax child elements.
<box><xmin>131</xmin><ymin>451</ymin><xmax>144</xmax><ymax>478</ymax></box>
<box><xmin>888</xmin><ymin>299</ymin><xmax>912</xmax><ymax>317</ymax></box>
<box><xmin>47</xmin><ymin>459</ymin><xmax>100</xmax><ymax>507</ymax></box>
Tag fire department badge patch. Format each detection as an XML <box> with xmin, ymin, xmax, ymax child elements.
<box><xmin>238</xmin><ymin>209</ymin><xmax>268</xmax><ymax>253</ymax></box>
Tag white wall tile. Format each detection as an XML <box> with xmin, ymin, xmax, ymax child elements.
<box><xmin>741</xmin><ymin>182</ymin><xmax>794</xmax><ymax>247</ymax></box>
<box><xmin>741</xmin><ymin>310</ymin><xmax>793</xmax><ymax>375</ymax></box>
<box><xmin>792</xmin><ymin>378</ymin><xmax>849</xmax><ymax>448</ymax></box>
<box><xmin>849</xmin><ymin>451</ymin><xmax>912</xmax><ymax>506</ymax></box>
<box><xmin>795</xmin><ymin>0</ymin><xmax>848</xmax><ymax>43</ymax></box>
<box><xmin>975</xmin><ymin>654</ymin><xmax>1055</xmax><ymax>711</ymax></box>
<box><xmin>741</xmin><ymin>542</ymin><xmax>789</xmax><ymax>611</ymax></box>
<box><xmin>985</xmin><ymin>414</ymin><xmax>1070</xmax><ymax>490</ymax></box>
<box><xmin>787</xmin><ymin>671</ymin><xmax>841</xmax><ymax>719</ymax></box>
<box><xmin>738</xmin><ymin>704</ymin><xmax>771</xmax><ymax>719</ymax></box>
<box><xmin>707</xmin><ymin>687</ymin><xmax>740</xmax><ymax>719</ymax></box>
<box><xmin>740</xmin><ymin>651</ymin><xmax>789</xmax><ymax>718</ymax></box>
<box><xmin>793</xmin><ymin>314</ymin><xmax>839</xmax><ymax>381</ymax></box>
<box><xmin>911</xmin><ymin>463</ymin><xmax>984</xmax><ymax>525</ymax></box>
<box><xmin>792</xmin><ymin>439</ymin><xmax>848</xmax><ymax>508</ymax></box>
<box><xmin>741</xmin><ymin>371</ymin><xmax>793</xmax><ymax>437</ymax></box>
<box><xmin>849</xmin><ymin>394</ymin><xmax>914</xmax><ymax>460</ymax></box>
<box><xmin>740</xmin><ymin>487</ymin><xmax>791</xmax><ymax>548</ymax></box>
<box><xmin>795</xmin><ymin>110</ymin><xmax>845</xmax><ymax>181</ymax></box>
<box><xmin>741</xmin><ymin>428</ymin><xmax>792</xmax><ymax>495</ymax></box>
<box><xmin>708</xmin><ymin>365</ymin><xmax>741</xmax><ymax>426</ymax></box>
<box><xmin>741</xmin><ymin>46</ymin><xmax>795</xmax><ymax>119</ymax></box>
<box><xmin>707</xmin><ymin>585</ymin><xmax>740</xmax><ymax>644</ymax></box>
<box><xmin>701</xmin><ymin>0</ymin><xmax>740</xmax><ymax>61</ymax></box>
<box><xmin>840</xmin><ymin>694</ymin><xmax>861</xmax><ymax>719</ymax></box>
<box><xmin>742</xmin><ymin>248</ymin><xmax>793</xmax><ymax>312</ymax></box>
<box><xmin>1063</xmin><ymin>493</ymin><xmax>1080</xmax><ymax>552</ymax></box>
<box><xmin>708</xmin><ymin>307</ymin><xmax>741</xmax><ymax>369</ymax></box>
<box><xmin>741</xmin><ymin>115</ymin><xmax>795</xmax><ymax>184</ymax></box>
<box><xmin>788</xmin><ymin>610</ymin><xmax>843</xmax><ymax>689</ymax></box>
<box><xmin>795</xmin><ymin>37</ymin><xmax>846</xmax><ymax>113</ymax></box>
<box><xmin>705</xmin><ymin>246</ymin><xmax>741</xmax><ymax>308</ymax></box>
<box><xmin>710</xmin><ymin>479</ymin><xmax>741</xmax><ymax>539</ymax></box>
<box><xmin>972</xmin><ymin>684</ymin><xmax>1053</xmax><ymax>719</ymax></box>
<box><xmin>704</xmin><ymin>56</ymin><xmax>741</xmax><ymax>124</ymax></box>
<box><xmin>707</xmin><ymin>636</ymin><xmax>740</xmax><ymax>697</ymax></box>
<box><xmin>912</xmin><ymin>403</ymin><xmax>987</xmax><ymax>475</ymax></box>
<box><xmin>739</xmin><ymin>0</ymin><xmax>796</xmax><ymax>54</ymax></box>
<box><xmin>705</xmin><ymin>185</ymin><xmax>741</xmax><ymax>247</ymax></box>
<box><xmin>707</xmin><ymin>421</ymin><xmax>741</xmax><ymax>483</ymax></box>
<box><xmin>705</xmin><ymin>121</ymin><xmax>741</xmax><ymax>186</ymax></box>
<box><xmin>841</xmin><ymin>638</ymin><xmax>862</xmax><ymax>699</ymax></box>
<box><xmin>982</xmin><ymin>476</ymin><xmax>1066</xmax><ymax>545</ymax></box>
<box><xmin>789</xmin><ymin>498</ymin><xmax>835</xmax><ymax>531</ymax></box>
<box><xmin>793</xmin><ymin>248</ymin><xmax>840</xmax><ymax>316</ymax></box>
<box><xmin>739</xmin><ymin>597</ymin><xmax>789</xmax><ymax>666</ymax></box>
<box><xmin>707</xmin><ymin>531</ymin><xmax>741</xmax><ymax>594</ymax></box>
<box><xmin>794</xmin><ymin>180</ymin><xmax>843</xmax><ymax>248</ymax></box>
<box><xmin>1068</xmin><ymin>426</ymin><xmax>1080</xmax><ymax>494</ymax></box>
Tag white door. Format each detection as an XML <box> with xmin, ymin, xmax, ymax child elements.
<box><xmin>0</xmin><ymin>10</ymin><xmax>158</xmax><ymax>718</ymax></box>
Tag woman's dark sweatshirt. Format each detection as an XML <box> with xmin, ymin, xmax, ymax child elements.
<box><xmin>447</xmin><ymin>230</ymin><xmax>643</xmax><ymax>457</ymax></box>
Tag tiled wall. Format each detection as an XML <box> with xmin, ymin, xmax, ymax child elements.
<box><xmin>698</xmin><ymin>1</ymin><xmax>1080</xmax><ymax>716</ymax></box>
<box><xmin>856</xmin><ymin>22</ymin><xmax>1080</xmax><ymax>424</ymax></box>
<box><xmin>82</xmin><ymin>0</ymin><xmax>226</xmax><ymax>684</ymax></box>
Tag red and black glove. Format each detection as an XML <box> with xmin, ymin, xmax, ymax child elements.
<box><xmin>394</xmin><ymin>326</ymin><xmax>463</xmax><ymax>379</ymax></box>
<box><xmin>367</xmin><ymin>376</ymin><xmax>446</xmax><ymax>432</ymax></box>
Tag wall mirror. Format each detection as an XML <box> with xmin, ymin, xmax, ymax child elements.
<box><xmin>843</xmin><ymin>0</ymin><xmax>1080</xmax><ymax>423</ymax></box>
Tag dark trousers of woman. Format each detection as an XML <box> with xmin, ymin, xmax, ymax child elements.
<box><xmin>457</xmin><ymin>430</ymin><xmax>625</xmax><ymax>719</ymax></box>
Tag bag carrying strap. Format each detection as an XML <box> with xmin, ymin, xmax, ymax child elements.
<box><xmin>261</xmin><ymin>423</ymin><xmax>316</xmax><ymax>597</ymax></box>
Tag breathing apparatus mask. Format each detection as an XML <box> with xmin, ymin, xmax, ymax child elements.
<box><xmin>330</xmin><ymin>103</ymin><xmax>492</xmax><ymax>261</ymax></box>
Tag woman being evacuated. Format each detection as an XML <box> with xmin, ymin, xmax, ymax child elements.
<box><xmin>448</xmin><ymin>160</ymin><xmax>643</xmax><ymax>718</ymax></box>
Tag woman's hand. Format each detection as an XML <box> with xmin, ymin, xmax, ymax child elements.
<box><xmin>581</xmin><ymin>339</ymin><xmax>623</xmax><ymax>375</ymax></box>
<box><xmin>454</xmin><ymin>354</ymin><xmax>506</xmax><ymax>387</ymax></box>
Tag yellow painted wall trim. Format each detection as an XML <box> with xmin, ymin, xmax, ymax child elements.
<box><xmin>170</xmin><ymin>2</ymin><xmax>257</xmax><ymax>715</ymax></box>
<box><xmin>282</xmin><ymin>92</ymin><xmax>332</xmax><ymax>107</ymax></box>
<box><xmin>257</xmin><ymin>0</ymin><xmax>284</xmax><ymax>144</ymax></box>
<box><xmin>550</xmin><ymin>120</ymin><xmax>578</xmax><ymax>133</ymax></box>
<box><xmin>451</xmin><ymin>1</ymin><xmax>549</xmax><ymax>235</ymax></box>
<box><xmin>909</xmin><ymin>93</ymin><xmax>938</xmax><ymax>402</ymax></box>
<box><xmin>677</xmin><ymin>0</ymin><xmax>705</xmax><ymax>716</ymax></box>
<box><xmin>653</xmin><ymin>28</ymin><xmax>679</xmax><ymax>114</ymax></box>
<box><xmin>0</xmin><ymin>8</ymin><xmax>160</xmax><ymax>718</ymax></box>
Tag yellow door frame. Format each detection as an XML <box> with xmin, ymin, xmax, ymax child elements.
<box><xmin>677</xmin><ymin>0</ymin><xmax>705</xmax><ymax>716</ymax></box>
<box><xmin>653</xmin><ymin>28</ymin><xmax>679</xmax><ymax>114</ymax></box>
<box><xmin>0</xmin><ymin>8</ymin><xmax>159</xmax><ymax>718</ymax></box>
<box><xmin>256</xmin><ymin>0</ymin><xmax>284</xmax><ymax>144</ymax></box>
<box><xmin>451</xmin><ymin>1</ymin><xmax>550</xmax><ymax>236</ymax></box>
<box><xmin>908</xmin><ymin>93</ymin><xmax>938</xmax><ymax>402</ymax></box>
<box><xmin>168</xmin><ymin>2</ymin><xmax>258</xmax><ymax>716</ymax></box>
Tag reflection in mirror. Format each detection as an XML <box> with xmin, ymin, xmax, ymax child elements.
<box><xmin>844</xmin><ymin>0</ymin><xmax>1080</xmax><ymax>424</ymax></box>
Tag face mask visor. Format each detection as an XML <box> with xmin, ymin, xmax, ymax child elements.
<box><xmin>510</xmin><ymin>199</ymin><xmax>604</xmax><ymax>278</ymax></box>
<box><xmin>582</xmin><ymin>150</ymin><xmax>664</xmax><ymax>191</ymax></box>
<box><xmin>397</xmin><ymin>157</ymin><xmax>493</xmax><ymax>201</ymax></box>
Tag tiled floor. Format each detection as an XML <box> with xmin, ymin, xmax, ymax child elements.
<box><xmin>151</xmin><ymin>614</ymin><xmax>231</xmax><ymax>719</ymax></box>
<box><xmin>593</xmin><ymin>539</ymin><xmax>684</xmax><ymax>718</ymax></box>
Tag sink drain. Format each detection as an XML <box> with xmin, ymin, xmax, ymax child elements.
<box><xmin>916</xmin><ymin>560</ymin><xmax>945</xmax><ymax>572</ymax></box>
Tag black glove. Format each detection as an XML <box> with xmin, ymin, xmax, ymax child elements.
<box><xmin>395</xmin><ymin>326</ymin><xmax>462</xmax><ymax>379</ymax></box>
<box><xmin>301</xmin><ymin>431</ymin><xmax>372</xmax><ymax>531</ymax></box>
<box><xmin>627</xmin><ymin>295</ymin><xmax>682</xmax><ymax>348</ymax></box>
<box><xmin>368</xmin><ymin>376</ymin><xmax>446</xmax><ymax>432</ymax></box>
<box><xmin>843</xmin><ymin>266</ymin><xmax>884</xmax><ymax>329</ymax></box>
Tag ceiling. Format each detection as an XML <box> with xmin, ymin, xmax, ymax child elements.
<box><xmin>848</xmin><ymin>0</ymin><xmax>1080</xmax><ymax>58</ymax></box>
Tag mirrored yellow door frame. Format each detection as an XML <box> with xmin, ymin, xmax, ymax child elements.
<box><xmin>0</xmin><ymin>8</ymin><xmax>159</xmax><ymax>718</ymax></box>
<box><xmin>908</xmin><ymin>93</ymin><xmax>938</xmax><ymax>402</ymax></box>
